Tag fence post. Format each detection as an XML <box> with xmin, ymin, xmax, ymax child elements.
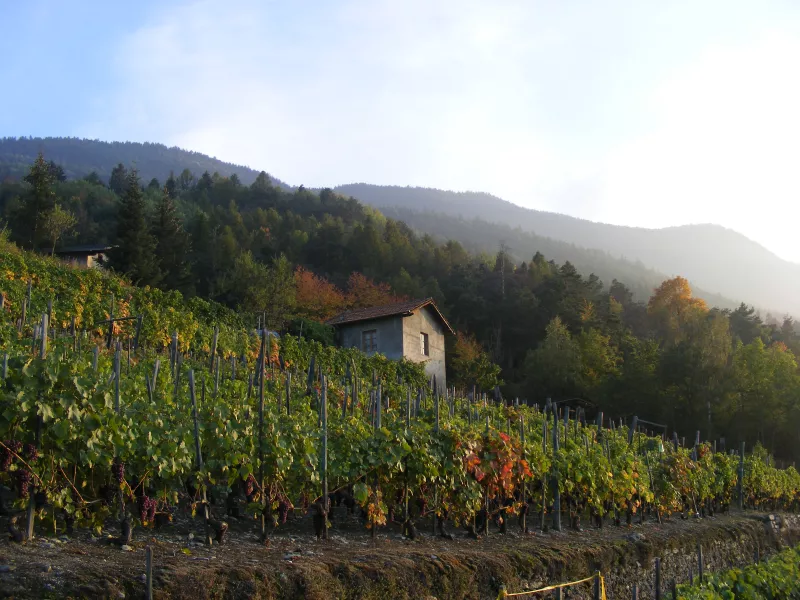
<box><xmin>631</xmin><ymin>584</ymin><xmax>638</xmax><ymax>600</ymax></box>
<box><xmin>594</xmin><ymin>573</ymin><xmax>601</xmax><ymax>600</ymax></box>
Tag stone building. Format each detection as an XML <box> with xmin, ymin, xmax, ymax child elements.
<box><xmin>326</xmin><ymin>298</ymin><xmax>453</xmax><ymax>388</ymax></box>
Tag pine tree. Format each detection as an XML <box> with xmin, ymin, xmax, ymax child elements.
<box><xmin>108</xmin><ymin>163</ymin><xmax>128</xmax><ymax>195</ymax></box>
<box><xmin>108</xmin><ymin>170</ymin><xmax>161</xmax><ymax>286</ymax></box>
<box><xmin>152</xmin><ymin>187</ymin><xmax>192</xmax><ymax>294</ymax></box>
<box><xmin>22</xmin><ymin>152</ymin><xmax>57</xmax><ymax>250</ymax></box>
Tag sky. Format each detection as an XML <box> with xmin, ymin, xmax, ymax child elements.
<box><xmin>3</xmin><ymin>0</ymin><xmax>800</xmax><ymax>262</ymax></box>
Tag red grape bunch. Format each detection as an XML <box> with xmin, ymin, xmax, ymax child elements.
<box><xmin>15</xmin><ymin>470</ymin><xmax>31</xmax><ymax>498</ymax></box>
<box><xmin>1</xmin><ymin>440</ymin><xmax>21</xmax><ymax>471</ymax></box>
<box><xmin>23</xmin><ymin>443</ymin><xmax>38</xmax><ymax>462</ymax></box>
<box><xmin>277</xmin><ymin>497</ymin><xmax>290</xmax><ymax>524</ymax></box>
<box><xmin>138</xmin><ymin>495</ymin><xmax>157</xmax><ymax>523</ymax></box>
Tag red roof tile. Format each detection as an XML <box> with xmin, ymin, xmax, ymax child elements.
<box><xmin>326</xmin><ymin>298</ymin><xmax>454</xmax><ymax>334</ymax></box>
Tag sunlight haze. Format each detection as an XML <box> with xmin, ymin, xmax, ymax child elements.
<box><xmin>3</xmin><ymin>0</ymin><xmax>800</xmax><ymax>262</ymax></box>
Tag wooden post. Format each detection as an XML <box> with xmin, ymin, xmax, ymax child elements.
<box><xmin>520</xmin><ymin>415</ymin><xmax>527</xmax><ymax>533</ymax></box>
<box><xmin>26</xmin><ymin>314</ymin><xmax>47</xmax><ymax>540</ymax></box>
<box><xmin>214</xmin><ymin>356</ymin><xmax>220</xmax><ymax>398</ymax></box>
<box><xmin>552</xmin><ymin>405</ymin><xmax>561</xmax><ymax>532</ymax></box>
<box><xmin>738</xmin><ymin>442</ymin><xmax>745</xmax><ymax>510</ymax></box>
<box><xmin>151</xmin><ymin>360</ymin><xmax>160</xmax><ymax>402</ymax></box>
<box><xmin>594</xmin><ymin>574</ymin><xmax>601</xmax><ymax>600</ymax></box>
<box><xmin>671</xmin><ymin>580</ymin><xmax>677</xmax><ymax>599</ymax></box>
<box><xmin>376</xmin><ymin>383</ymin><xmax>382</xmax><ymax>429</ymax></box>
<box><xmin>655</xmin><ymin>557</ymin><xmax>661</xmax><ymax>600</ymax></box>
<box><xmin>631</xmin><ymin>584</ymin><xmax>638</xmax><ymax>600</ymax></box>
<box><xmin>258</xmin><ymin>333</ymin><xmax>266</xmax><ymax>541</ymax></box>
<box><xmin>286</xmin><ymin>371</ymin><xmax>292</xmax><ymax>417</ymax></box>
<box><xmin>628</xmin><ymin>416</ymin><xmax>638</xmax><ymax>446</ymax></box>
<box><xmin>541</xmin><ymin>416</ymin><xmax>548</xmax><ymax>531</ymax></box>
<box><xmin>209</xmin><ymin>326</ymin><xmax>218</xmax><ymax>373</ymax></box>
<box><xmin>321</xmin><ymin>376</ymin><xmax>328</xmax><ymax>540</ymax></box>
<box><xmin>114</xmin><ymin>345</ymin><xmax>121</xmax><ymax>414</ymax></box>
<box><xmin>434</xmin><ymin>388</ymin><xmax>439</xmax><ymax>432</ymax></box>
<box><xmin>188</xmin><ymin>371</ymin><xmax>211</xmax><ymax>546</ymax></box>
<box><xmin>146</xmin><ymin>546</ymin><xmax>153</xmax><ymax>600</ymax></box>
<box><xmin>697</xmin><ymin>544</ymin><xmax>704</xmax><ymax>582</ymax></box>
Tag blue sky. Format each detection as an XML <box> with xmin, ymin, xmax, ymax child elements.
<box><xmin>3</xmin><ymin>1</ymin><xmax>800</xmax><ymax>262</ymax></box>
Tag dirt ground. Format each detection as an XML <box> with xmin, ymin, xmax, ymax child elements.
<box><xmin>0</xmin><ymin>505</ymin><xmax>797</xmax><ymax>600</ymax></box>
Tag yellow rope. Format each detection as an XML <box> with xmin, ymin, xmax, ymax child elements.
<box><xmin>497</xmin><ymin>572</ymin><xmax>606</xmax><ymax>599</ymax></box>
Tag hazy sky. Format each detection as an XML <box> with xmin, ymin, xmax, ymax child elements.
<box><xmin>3</xmin><ymin>1</ymin><xmax>800</xmax><ymax>262</ymax></box>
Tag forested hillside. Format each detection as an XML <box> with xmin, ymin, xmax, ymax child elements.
<box><xmin>380</xmin><ymin>206</ymin><xmax>738</xmax><ymax>310</ymax></box>
<box><xmin>0</xmin><ymin>137</ymin><xmax>287</xmax><ymax>189</ymax></box>
<box><xmin>336</xmin><ymin>183</ymin><xmax>800</xmax><ymax>318</ymax></box>
<box><xmin>3</xmin><ymin>150</ymin><xmax>800</xmax><ymax>462</ymax></box>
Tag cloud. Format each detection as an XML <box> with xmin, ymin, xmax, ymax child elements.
<box><xmin>81</xmin><ymin>0</ymin><xmax>800</xmax><ymax>262</ymax></box>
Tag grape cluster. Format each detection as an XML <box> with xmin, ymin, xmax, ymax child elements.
<box><xmin>244</xmin><ymin>474</ymin><xmax>256</xmax><ymax>498</ymax></box>
<box><xmin>111</xmin><ymin>460</ymin><xmax>125</xmax><ymax>484</ymax></box>
<box><xmin>1</xmin><ymin>440</ymin><xmax>21</xmax><ymax>471</ymax></box>
<box><xmin>23</xmin><ymin>443</ymin><xmax>38</xmax><ymax>462</ymax></box>
<box><xmin>15</xmin><ymin>470</ymin><xmax>31</xmax><ymax>498</ymax></box>
<box><xmin>277</xmin><ymin>498</ymin><xmax>290</xmax><ymax>524</ymax></box>
<box><xmin>138</xmin><ymin>495</ymin><xmax>157</xmax><ymax>523</ymax></box>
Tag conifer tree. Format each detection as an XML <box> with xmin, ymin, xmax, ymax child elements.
<box><xmin>108</xmin><ymin>170</ymin><xmax>161</xmax><ymax>286</ymax></box>
<box><xmin>22</xmin><ymin>152</ymin><xmax>56</xmax><ymax>250</ymax></box>
<box><xmin>152</xmin><ymin>186</ymin><xmax>192</xmax><ymax>294</ymax></box>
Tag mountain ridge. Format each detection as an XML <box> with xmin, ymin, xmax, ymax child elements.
<box><xmin>0</xmin><ymin>137</ymin><xmax>792</xmax><ymax>317</ymax></box>
<box><xmin>334</xmin><ymin>183</ymin><xmax>800</xmax><ymax>318</ymax></box>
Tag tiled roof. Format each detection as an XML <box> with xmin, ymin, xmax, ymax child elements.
<box><xmin>326</xmin><ymin>298</ymin><xmax>454</xmax><ymax>334</ymax></box>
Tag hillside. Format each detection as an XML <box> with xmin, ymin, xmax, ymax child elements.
<box><xmin>4</xmin><ymin>143</ymin><xmax>800</xmax><ymax>463</ymax></box>
<box><xmin>0</xmin><ymin>137</ymin><xmax>759</xmax><ymax>313</ymax></box>
<box><xmin>335</xmin><ymin>184</ymin><xmax>800</xmax><ymax>318</ymax></box>
<box><xmin>0</xmin><ymin>137</ymin><xmax>289</xmax><ymax>189</ymax></box>
<box><xmin>379</xmin><ymin>206</ymin><xmax>739</xmax><ymax>310</ymax></box>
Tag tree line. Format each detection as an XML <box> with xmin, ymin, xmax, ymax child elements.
<box><xmin>2</xmin><ymin>154</ymin><xmax>800</xmax><ymax>462</ymax></box>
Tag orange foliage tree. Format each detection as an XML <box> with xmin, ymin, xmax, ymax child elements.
<box><xmin>647</xmin><ymin>276</ymin><xmax>708</xmax><ymax>342</ymax></box>
<box><xmin>293</xmin><ymin>266</ymin><xmax>345</xmax><ymax>321</ymax></box>
<box><xmin>345</xmin><ymin>272</ymin><xmax>406</xmax><ymax>310</ymax></box>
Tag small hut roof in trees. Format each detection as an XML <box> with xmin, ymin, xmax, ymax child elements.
<box><xmin>326</xmin><ymin>298</ymin><xmax>454</xmax><ymax>334</ymax></box>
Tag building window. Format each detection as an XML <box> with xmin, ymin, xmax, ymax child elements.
<box><xmin>420</xmin><ymin>332</ymin><xmax>429</xmax><ymax>356</ymax></box>
<box><xmin>362</xmin><ymin>329</ymin><xmax>378</xmax><ymax>352</ymax></box>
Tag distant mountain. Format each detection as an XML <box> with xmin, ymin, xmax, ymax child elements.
<box><xmin>0</xmin><ymin>138</ymin><xmax>788</xmax><ymax>315</ymax></box>
<box><xmin>379</xmin><ymin>206</ymin><xmax>740</xmax><ymax>311</ymax></box>
<box><xmin>0</xmin><ymin>137</ymin><xmax>289</xmax><ymax>189</ymax></box>
<box><xmin>335</xmin><ymin>184</ymin><xmax>800</xmax><ymax>318</ymax></box>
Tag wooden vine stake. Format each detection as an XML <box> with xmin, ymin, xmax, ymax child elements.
<box><xmin>552</xmin><ymin>403</ymin><xmax>561</xmax><ymax>532</ymax></box>
<box><xmin>738</xmin><ymin>442</ymin><xmax>745</xmax><ymax>510</ymax></box>
<box><xmin>541</xmin><ymin>414</ymin><xmax>548</xmax><ymax>531</ymax></box>
<box><xmin>26</xmin><ymin>313</ymin><xmax>47</xmax><ymax>540</ymax></box>
<box><xmin>321</xmin><ymin>375</ymin><xmax>328</xmax><ymax>540</ymax></box>
<box><xmin>258</xmin><ymin>331</ymin><xmax>266</xmax><ymax>542</ymax></box>
<box><xmin>145</xmin><ymin>546</ymin><xmax>154</xmax><ymax>600</ymax></box>
<box><xmin>188</xmin><ymin>370</ymin><xmax>211</xmax><ymax>546</ymax></box>
<box><xmin>654</xmin><ymin>556</ymin><xmax>661</xmax><ymax>600</ymax></box>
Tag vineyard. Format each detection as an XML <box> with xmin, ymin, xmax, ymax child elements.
<box><xmin>2</xmin><ymin>247</ymin><xmax>800</xmax><ymax>553</ymax></box>
<box><xmin>675</xmin><ymin>543</ymin><xmax>800</xmax><ymax>599</ymax></box>
<box><xmin>4</xmin><ymin>247</ymin><xmax>800</xmax><ymax>600</ymax></box>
